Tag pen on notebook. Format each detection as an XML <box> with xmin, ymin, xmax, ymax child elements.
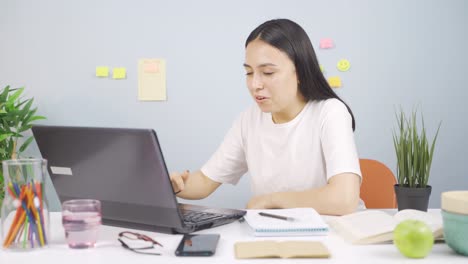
<box><xmin>258</xmin><ymin>212</ymin><xmax>296</xmax><ymax>222</ymax></box>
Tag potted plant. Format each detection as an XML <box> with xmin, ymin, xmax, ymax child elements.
<box><xmin>0</xmin><ymin>85</ymin><xmax>45</xmax><ymax>205</ymax></box>
<box><xmin>393</xmin><ymin>108</ymin><xmax>441</xmax><ymax>211</ymax></box>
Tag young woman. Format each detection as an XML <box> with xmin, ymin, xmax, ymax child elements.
<box><xmin>170</xmin><ymin>19</ymin><xmax>362</xmax><ymax>215</ymax></box>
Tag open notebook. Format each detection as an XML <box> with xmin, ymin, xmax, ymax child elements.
<box><xmin>328</xmin><ymin>209</ymin><xmax>443</xmax><ymax>244</ymax></box>
<box><xmin>244</xmin><ymin>208</ymin><xmax>329</xmax><ymax>237</ymax></box>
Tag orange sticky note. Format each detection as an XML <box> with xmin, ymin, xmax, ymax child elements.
<box><xmin>328</xmin><ymin>76</ymin><xmax>342</xmax><ymax>88</ymax></box>
<box><xmin>144</xmin><ymin>61</ymin><xmax>159</xmax><ymax>73</ymax></box>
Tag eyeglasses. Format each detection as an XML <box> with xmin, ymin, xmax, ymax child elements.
<box><xmin>118</xmin><ymin>231</ymin><xmax>163</xmax><ymax>255</ymax></box>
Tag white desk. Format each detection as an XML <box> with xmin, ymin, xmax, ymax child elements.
<box><xmin>0</xmin><ymin>209</ymin><xmax>466</xmax><ymax>264</ymax></box>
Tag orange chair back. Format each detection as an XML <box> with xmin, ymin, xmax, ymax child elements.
<box><xmin>359</xmin><ymin>159</ymin><xmax>397</xmax><ymax>208</ymax></box>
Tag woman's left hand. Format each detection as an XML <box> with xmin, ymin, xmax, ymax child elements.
<box><xmin>246</xmin><ymin>194</ymin><xmax>274</xmax><ymax>209</ymax></box>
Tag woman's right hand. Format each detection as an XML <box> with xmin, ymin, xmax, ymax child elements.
<box><xmin>170</xmin><ymin>170</ymin><xmax>190</xmax><ymax>194</ymax></box>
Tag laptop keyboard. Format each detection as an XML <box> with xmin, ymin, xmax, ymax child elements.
<box><xmin>181</xmin><ymin>210</ymin><xmax>224</xmax><ymax>224</ymax></box>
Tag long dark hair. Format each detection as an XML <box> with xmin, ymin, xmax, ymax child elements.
<box><xmin>245</xmin><ymin>19</ymin><xmax>356</xmax><ymax>131</ymax></box>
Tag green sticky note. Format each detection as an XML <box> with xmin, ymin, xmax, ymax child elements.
<box><xmin>96</xmin><ymin>66</ymin><xmax>109</xmax><ymax>77</ymax></box>
<box><xmin>113</xmin><ymin>68</ymin><xmax>127</xmax><ymax>79</ymax></box>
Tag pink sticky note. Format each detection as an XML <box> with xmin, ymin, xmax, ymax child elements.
<box><xmin>144</xmin><ymin>61</ymin><xmax>160</xmax><ymax>73</ymax></box>
<box><xmin>320</xmin><ymin>38</ymin><xmax>334</xmax><ymax>49</ymax></box>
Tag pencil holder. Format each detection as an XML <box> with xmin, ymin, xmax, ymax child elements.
<box><xmin>1</xmin><ymin>159</ymin><xmax>49</xmax><ymax>250</ymax></box>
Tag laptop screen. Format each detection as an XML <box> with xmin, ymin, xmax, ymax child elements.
<box><xmin>32</xmin><ymin>125</ymin><xmax>184</xmax><ymax>229</ymax></box>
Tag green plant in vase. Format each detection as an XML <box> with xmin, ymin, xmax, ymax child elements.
<box><xmin>393</xmin><ymin>107</ymin><xmax>441</xmax><ymax>211</ymax></box>
<box><xmin>0</xmin><ymin>85</ymin><xmax>46</xmax><ymax>205</ymax></box>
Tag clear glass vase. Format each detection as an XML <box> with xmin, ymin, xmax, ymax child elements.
<box><xmin>1</xmin><ymin>159</ymin><xmax>49</xmax><ymax>250</ymax></box>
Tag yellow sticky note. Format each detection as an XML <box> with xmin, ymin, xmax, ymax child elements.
<box><xmin>337</xmin><ymin>59</ymin><xmax>351</xmax><ymax>72</ymax></box>
<box><xmin>113</xmin><ymin>68</ymin><xmax>127</xmax><ymax>79</ymax></box>
<box><xmin>138</xmin><ymin>59</ymin><xmax>166</xmax><ymax>101</ymax></box>
<box><xmin>328</xmin><ymin>76</ymin><xmax>342</xmax><ymax>88</ymax></box>
<box><xmin>96</xmin><ymin>66</ymin><xmax>109</xmax><ymax>77</ymax></box>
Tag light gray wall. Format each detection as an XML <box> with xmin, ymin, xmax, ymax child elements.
<box><xmin>1</xmin><ymin>0</ymin><xmax>467</xmax><ymax>211</ymax></box>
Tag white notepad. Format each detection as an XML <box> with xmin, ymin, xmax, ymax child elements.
<box><xmin>244</xmin><ymin>208</ymin><xmax>329</xmax><ymax>237</ymax></box>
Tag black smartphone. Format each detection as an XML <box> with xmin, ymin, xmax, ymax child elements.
<box><xmin>175</xmin><ymin>234</ymin><xmax>220</xmax><ymax>257</ymax></box>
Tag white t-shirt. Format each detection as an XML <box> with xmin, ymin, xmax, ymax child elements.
<box><xmin>201</xmin><ymin>98</ymin><xmax>362</xmax><ymax>202</ymax></box>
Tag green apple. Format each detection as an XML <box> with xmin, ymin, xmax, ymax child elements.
<box><xmin>393</xmin><ymin>220</ymin><xmax>434</xmax><ymax>258</ymax></box>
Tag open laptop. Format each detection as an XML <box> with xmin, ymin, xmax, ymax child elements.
<box><xmin>31</xmin><ymin>125</ymin><xmax>246</xmax><ymax>234</ymax></box>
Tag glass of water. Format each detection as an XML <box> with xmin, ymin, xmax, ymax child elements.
<box><xmin>62</xmin><ymin>199</ymin><xmax>101</xmax><ymax>249</ymax></box>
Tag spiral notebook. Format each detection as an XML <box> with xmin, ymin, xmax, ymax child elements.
<box><xmin>244</xmin><ymin>208</ymin><xmax>329</xmax><ymax>237</ymax></box>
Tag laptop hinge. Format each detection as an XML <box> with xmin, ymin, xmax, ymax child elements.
<box><xmin>103</xmin><ymin>218</ymin><xmax>178</xmax><ymax>234</ymax></box>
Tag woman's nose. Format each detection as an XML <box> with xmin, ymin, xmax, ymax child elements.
<box><xmin>250</xmin><ymin>75</ymin><xmax>263</xmax><ymax>90</ymax></box>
